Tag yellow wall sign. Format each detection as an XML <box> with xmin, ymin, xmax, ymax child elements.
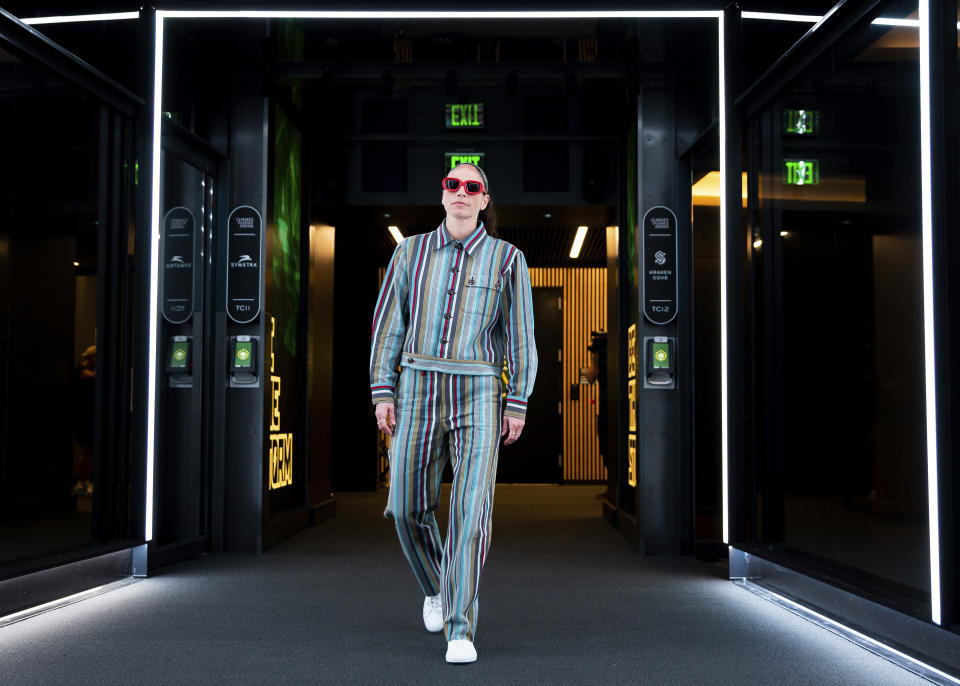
<box><xmin>268</xmin><ymin>316</ymin><xmax>293</xmax><ymax>490</ymax></box>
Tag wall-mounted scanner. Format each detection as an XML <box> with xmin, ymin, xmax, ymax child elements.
<box><xmin>167</xmin><ymin>335</ymin><xmax>192</xmax><ymax>388</ymax></box>
<box><xmin>229</xmin><ymin>335</ymin><xmax>259</xmax><ymax>388</ymax></box>
<box><xmin>644</xmin><ymin>336</ymin><xmax>675</xmax><ymax>389</ymax></box>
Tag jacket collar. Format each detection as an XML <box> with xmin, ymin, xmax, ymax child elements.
<box><xmin>433</xmin><ymin>221</ymin><xmax>488</xmax><ymax>256</ymax></box>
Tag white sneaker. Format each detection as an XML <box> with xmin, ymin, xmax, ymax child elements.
<box><xmin>445</xmin><ymin>639</ymin><xmax>477</xmax><ymax>664</ymax></box>
<box><xmin>422</xmin><ymin>594</ymin><xmax>443</xmax><ymax>633</ymax></box>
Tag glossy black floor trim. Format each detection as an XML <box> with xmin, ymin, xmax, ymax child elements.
<box><xmin>0</xmin><ymin>547</ymin><xmax>133</xmax><ymax>619</ymax></box>
<box><xmin>732</xmin><ymin>548</ymin><xmax>960</xmax><ymax>683</ymax></box>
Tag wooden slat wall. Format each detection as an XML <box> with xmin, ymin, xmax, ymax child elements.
<box><xmin>529</xmin><ymin>267</ymin><xmax>607</xmax><ymax>482</ymax></box>
<box><xmin>376</xmin><ymin>266</ymin><xmax>608</xmax><ymax>483</ymax></box>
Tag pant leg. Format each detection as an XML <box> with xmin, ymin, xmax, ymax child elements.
<box><xmin>385</xmin><ymin>369</ymin><xmax>447</xmax><ymax>597</ymax></box>
<box><xmin>441</xmin><ymin>373</ymin><xmax>502</xmax><ymax>642</ymax></box>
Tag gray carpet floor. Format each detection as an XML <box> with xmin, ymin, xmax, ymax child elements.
<box><xmin>0</xmin><ymin>485</ymin><xmax>929</xmax><ymax>685</ymax></box>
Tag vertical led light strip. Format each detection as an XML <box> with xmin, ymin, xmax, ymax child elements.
<box><xmin>917</xmin><ymin>0</ymin><xmax>941</xmax><ymax>626</ymax></box>
<box><xmin>717</xmin><ymin>12</ymin><xmax>729</xmax><ymax>545</ymax></box>
<box><xmin>145</xmin><ymin>12</ymin><xmax>165</xmax><ymax>542</ymax></box>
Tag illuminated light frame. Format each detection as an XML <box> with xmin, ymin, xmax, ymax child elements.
<box><xmin>387</xmin><ymin>225</ymin><xmax>404</xmax><ymax>245</ymax></box>
<box><xmin>569</xmin><ymin>225</ymin><xmax>589</xmax><ymax>259</ymax></box>
<box><xmin>718</xmin><ymin>10</ymin><xmax>729</xmax><ymax>545</ymax></box>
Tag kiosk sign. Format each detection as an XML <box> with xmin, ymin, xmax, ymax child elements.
<box><xmin>160</xmin><ymin>206</ymin><xmax>196</xmax><ymax>324</ymax></box>
<box><xmin>226</xmin><ymin>205</ymin><xmax>262</xmax><ymax>324</ymax></box>
<box><xmin>641</xmin><ymin>206</ymin><xmax>678</xmax><ymax>325</ymax></box>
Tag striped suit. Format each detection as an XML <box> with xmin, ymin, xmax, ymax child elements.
<box><xmin>370</xmin><ymin>222</ymin><xmax>537</xmax><ymax>642</ymax></box>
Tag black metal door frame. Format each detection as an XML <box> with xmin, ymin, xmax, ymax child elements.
<box><xmin>0</xmin><ymin>9</ymin><xmax>144</xmax><ymax>613</ymax></box>
<box><xmin>148</xmin><ymin>121</ymin><xmax>227</xmax><ymax>568</ymax></box>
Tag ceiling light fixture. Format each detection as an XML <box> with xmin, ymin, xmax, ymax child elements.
<box><xmin>22</xmin><ymin>11</ymin><xmax>139</xmax><ymax>24</ymax></box>
<box><xmin>570</xmin><ymin>226</ymin><xmax>588</xmax><ymax>258</ymax></box>
<box><xmin>388</xmin><ymin>226</ymin><xmax>404</xmax><ymax>244</ymax></box>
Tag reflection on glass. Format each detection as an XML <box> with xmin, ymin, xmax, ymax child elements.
<box><xmin>752</xmin><ymin>1</ymin><xmax>929</xmax><ymax>604</ymax></box>
<box><xmin>0</xmin><ymin>48</ymin><xmax>104</xmax><ymax>567</ymax></box>
<box><xmin>689</xmin><ymin>132</ymin><xmax>723</xmax><ymax>543</ymax></box>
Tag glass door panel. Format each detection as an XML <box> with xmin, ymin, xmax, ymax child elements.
<box><xmin>0</xmin><ymin>43</ymin><xmax>136</xmax><ymax>574</ymax></box>
<box><xmin>748</xmin><ymin>0</ymin><xmax>929</xmax><ymax>610</ymax></box>
<box><xmin>153</xmin><ymin>147</ymin><xmax>214</xmax><ymax>549</ymax></box>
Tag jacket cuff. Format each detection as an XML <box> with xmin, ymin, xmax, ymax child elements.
<box><xmin>503</xmin><ymin>396</ymin><xmax>528</xmax><ymax>420</ymax></box>
<box><xmin>371</xmin><ymin>385</ymin><xmax>395</xmax><ymax>405</ymax></box>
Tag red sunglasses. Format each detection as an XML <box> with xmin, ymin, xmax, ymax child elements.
<box><xmin>442</xmin><ymin>177</ymin><xmax>486</xmax><ymax>195</ymax></box>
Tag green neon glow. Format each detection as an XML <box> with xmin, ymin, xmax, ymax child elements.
<box><xmin>271</xmin><ymin>104</ymin><xmax>302</xmax><ymax>356</ymax></box>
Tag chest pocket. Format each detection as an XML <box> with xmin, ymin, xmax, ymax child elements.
<box><xmin>463</xmin><ymin>272</ymin><xmax>503</xmax><ymax>318</ymax></box>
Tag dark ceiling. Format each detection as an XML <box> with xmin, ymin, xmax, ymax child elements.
<box><xmin>342</xmin><ymin>204</ymin><xmax>611</xmax><ymax>267</ymax></box>
<box><xmin>4</xmin><ymin>0</ymin><xmax>842</xmax><ymax>272</ymax></box>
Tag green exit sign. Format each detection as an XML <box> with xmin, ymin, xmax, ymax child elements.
<box><xmin>782</xmin><ymin>159</ymin><xmax>820</xmax><ymax>186</ymax></box>
<box><xmin>783</xmin><ymin>109</ymin><xmax>820</xmax><ymax>135</ymax></box>
<box><xmin>445</xmin><ymin>152</ymin><xmax>485</xmax><ymax>171</ymax></box>
<box><xmin>445</xmin><ymin>103</ymin><xmax>484</xmax><ymax>129</ymax></box>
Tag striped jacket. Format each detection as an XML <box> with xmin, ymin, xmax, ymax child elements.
<box><xmin>370</xmin><ymin>222</ymin><xmax>537</xmax><ymax>420</ymax></box>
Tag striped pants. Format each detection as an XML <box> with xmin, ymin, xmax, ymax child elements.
<box><xmin>385</xmin><ymin>368</ymin><xmax>501</xmax><ymax>642</ymax></box>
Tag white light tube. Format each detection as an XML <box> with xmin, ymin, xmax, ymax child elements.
<box><xmin>718</xmin><ymin>13</ymin><xmax>729</xmax><ymax>545</ymax></box>
<box><xmin>145</xmin><ymin>13</ymin><xmax>164</xmax><ymax>543</ymax></box>
<box><xmin>21</xmin><ymin>12</ymin><xmax>139</xmax><ymax>25</ymax></box>
<box><xmin>872</xmin><ymin>17</ymin><xmax>920</xmax><ymax>27</ymax></box>
<box><xmin>918</xmin><ymin>0</ymin><xmax>942</xmax><ymax>627</ymax></box>
<box><xmin>0</xmin><ymin>585</ymin><xmax>107</xmax><ymax>625</ymax></box>
<box><xmin>387</xmin><ymin>225</ymin><xmax>404</xmax><ymax>245</ymax></box>
<box><xmin>742</xmin><ymin>12</ymin><xmax>821</xmax><ymax>23</ymax></box>
<box><xmin>157</xmin><ymin>10</ymin><xmax>721</xmax><ymax>19</ymax></box>
<box><xmin>569</xmin><ymin>226</ymin><xmax>588</xmax><ymax>259</ymax></box>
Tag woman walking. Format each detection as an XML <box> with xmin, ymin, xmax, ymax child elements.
<box><xmin>370</xmin><ymin>163</ymin><xmax>537</xmax><ymax>663</ymax></box>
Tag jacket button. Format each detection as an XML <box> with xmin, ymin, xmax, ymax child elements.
<box><xmin>441</xmin><ymin>337</ymin><xmax>448</xmax><ymax>343</ymax></box>
<box><xmin>407</xmin><ymin>357</ymin><xmax>415</xmax><ymax>364</ymax></box>
<box><xmin>444</xmin><ymin>313</ymin><xmax>452</xmax><ymax>319</ymax></box>
<box><xmin>451</xmin><ymin>267</ymin><xmax>458</xmax><ymax>273</ymax></box>
<box><xmin>456</xmin><ymin>243</ymin><xmax>463</xmax><ymax>251</ymax></box>
<box><xmin>447</xmin><ymin>289</ymin><xmax>455</xmax><ymax>295</ymax></box>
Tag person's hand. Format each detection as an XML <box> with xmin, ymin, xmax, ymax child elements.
<box><xmin>502</xmin><ymin>416</ymin><xmax>525</xmax><ymax>445</ymax></box>
<box><xmin>375</xmin><ymin>403</ymin><xmax>396</xmax><ymax>437</ymax></box>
